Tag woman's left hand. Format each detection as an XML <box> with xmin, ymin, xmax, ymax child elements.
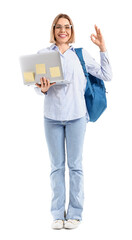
<box><xmin>90</xmin><ymin>25</ymin><xmax>106</xmax><ymax>52</ymax></box>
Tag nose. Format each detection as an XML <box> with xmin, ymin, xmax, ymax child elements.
<box><xmin>60</xmin><ymin>26</ymin><xmax>66</xmax><ymax>32</ymax></box>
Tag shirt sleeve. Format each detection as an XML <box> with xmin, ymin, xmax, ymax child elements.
<box><xmin>82</xmin><ymin>48</ymin><xmax>113</xmax><ymax>81</ymax></box>
<box><xmin>34</xmin><ymin>87</ymin><xmax>46</xmax><ymax>96</ymax></box>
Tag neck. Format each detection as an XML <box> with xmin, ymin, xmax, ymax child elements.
<box><xmin>56</xmin><ymin>43</ymin><xmax>70</xmax><ymax>54</ymax></box>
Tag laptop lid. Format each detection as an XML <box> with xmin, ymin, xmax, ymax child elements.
<box><xmin>19</xmin><ymin>51</ymin><xmax>70</xmax><ymax>86</ymax></box>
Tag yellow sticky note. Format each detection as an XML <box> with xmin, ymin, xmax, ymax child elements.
<box><xmin>24</xmin><ymin>72</ymin><xmax>35</xmax><ymax>82</ymax></box>
<box><xmin>50</xmin><ymin>66</ymin><xmax>61</xmax><ymax>78</ymax></box>
<box><xmin>36</xmin><ymin>64</ymin><xmax>46</xmax><ymax>74</ymax></box>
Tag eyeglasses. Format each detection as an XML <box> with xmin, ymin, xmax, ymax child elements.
<box><xmin>54</xmin><ymin>24</ymin><xmax>72</xmax><ymax>30</ymax></box>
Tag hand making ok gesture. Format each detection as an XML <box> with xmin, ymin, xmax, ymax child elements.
<box><xmin>90</xmin><ymin>24</ymin><xmax>106</xmax><ymax>52</ymax></box>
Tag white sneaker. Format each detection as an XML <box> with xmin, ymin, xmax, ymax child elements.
<box><xmin>64</xmin><ymin>219</ymin><xmax>80</xmax><ymax>229</ymax></box>
<box><xmin>51</xmin><ymin>220</ymin><xmax>64</xmax><ymax>229</ymax></box>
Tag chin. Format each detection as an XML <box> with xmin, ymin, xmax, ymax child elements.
<box><xmin>56</xmin><ymin>37</ymin><xmax>70</xmax><ymax>44</ymax></box>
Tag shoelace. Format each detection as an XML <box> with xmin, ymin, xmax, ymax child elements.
<box><xmin>67</xmin><ymin>219</ymin><xmax>79</xmax><ymax>224</ymax></box>
<box><xmin>54</xmin><ymin>220</ymin><xmax>63</xmax><ymax>223</ymax></box>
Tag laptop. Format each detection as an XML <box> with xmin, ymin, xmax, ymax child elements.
<box><xmin>19</xmin><ymin>51</ymin><xmax>70</xmax><ymax>86</ymax></box>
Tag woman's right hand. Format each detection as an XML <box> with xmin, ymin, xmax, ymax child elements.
<box><xmin>35</xmin><ymin>77</ymin><xmax>56</xmax><ymax>93</ymax></box>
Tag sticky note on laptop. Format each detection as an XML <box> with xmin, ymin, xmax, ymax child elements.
<box><xmin>24</xmin><ymin>72</ymin><xmax>35</xmax><ymax>82</ymax></box>
<box><xmin>50</xmin><ymin>66</ymin><xmax>61</xmax><ymax>78</ymax></box>
<box><xmin>36</xmin><ymin>64</ymin><xmax>46</xmax><ymax>74</ymax></box>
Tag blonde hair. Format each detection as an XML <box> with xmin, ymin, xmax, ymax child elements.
<box><xmin>50</xmin><ymin>13</ymin><xmax>75</xmax><ymax>44</ymax></box>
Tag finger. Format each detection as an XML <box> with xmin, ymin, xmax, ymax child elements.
<box><xmin>42</xmin><ymin>77</ymin><xmax>46</xmax><ymax>88</ymax></box>
<box><xmin>46</xmin><ymin>79</ymin><xmax>49</xmax><ymax>87</ymax></box>
<box><xmin>35</xmin><ymin>83</ymin><xmax>41</xmax><ymax>88</ymax></box>
<box><xmin>90</xmin><ymin>34</ymin><xmax>97</xmax><ymax>43</ymax></box>
<box><xmin>41</xmin><ymin>78</ymin><xmax>45</xmax><ymax>89</ymax></box>
<box><xmin>40</xmin><ymin>78</ymin><xmax>43</xmax><ymax>85</ymax></box>
<box><xmin>90</xmin><ymin>37</ymin><xmax>96</xmax><ymax>43</ymax></box>
<box><xmin>42</xmin><ymin>81</ymin><xmax>44</xmax><ymax>89</ymax></box>
<box><xmin>96</xmin><ymin>26</ymin><xmax>101</xmax><ymax>35</ymax></box>
<box><xmin>94</xmin><ymin>24</ymin><xmax>98</xmax><ymax>34</ymax></box>
<box><xmin>91</xmin><ymin>34</ymin><xmax>97</xmax><ymax>39</ymax></box>
<box><xmin>95</xmin><ymin>24</ymin><xmax>100</xmax><ymax>35</ymax></box>
<box><xmin>97</xmin><ymin>28</ymin><xmax>101</xmax><ymax>35</ymax></box>
<box><xmin>90</xmin><ymin>37</ymin><xmax>97</xmax><ymax>45</ymax></box>
<box><xmin>43</xmin><ymin>77</ymin><xmax>47</xmax><ymax>86</ymax></box>
<box><xmin>46</xmin><ymin>78</ymin><xmax>50</xmax><ymax>87</ymax></box>
<box><xmin>98</xmin><ymin>28</ymin><xmax>102</xmax><ymax>36</ymax></box>
<box><xmin>47</xmin><ymin>79</ymin><xmax>50</xmax><ymax>88</ymax></box>
<box><xmin>50</xmin><ymin>82</ymin><xmax>56</xmax><ymax>86</ymax></box>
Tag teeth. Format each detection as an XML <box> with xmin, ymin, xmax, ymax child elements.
<box><xmin>59</xmin><ymin>35</ymin><xmax>67</xmax><ymax>37</ymax></box>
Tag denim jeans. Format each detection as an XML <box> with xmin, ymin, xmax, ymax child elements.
<box><xmin>44</xmin><ymin>115</ymin><xmax>87</xmax><ymax>221</ymax></box>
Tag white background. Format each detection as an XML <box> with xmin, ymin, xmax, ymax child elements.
<box><xmin>0</xmin><ymin>0</ymin><xmax>132</xmax><ymax>239</ymax></box>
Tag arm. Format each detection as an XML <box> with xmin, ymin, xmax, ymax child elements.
<box><xmin>82</xmin><ymin>49</ymin><xmax>112</xmax><ymax>81</ymax></box>
<box><xmin>83</xmin><ymin>24</ymin><xmax>112</xmax><ymax>81</ymax></box>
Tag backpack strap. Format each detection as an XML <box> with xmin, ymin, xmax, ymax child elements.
<box><xmin>74</xmin><ymin>48</ymin><xmax>94</xmax><ymax>97</ymax></box>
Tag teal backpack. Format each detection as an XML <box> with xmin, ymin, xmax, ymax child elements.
<box><xmin>75</xmin><ymin>48</ymin><xmax>107</xmax><ymax>122</ymax></box>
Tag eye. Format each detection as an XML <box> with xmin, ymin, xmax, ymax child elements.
<box><xmin>65</xmin><ymin>25</ymin><xmax>72</xmax><ymax>29</ymax></box>
<box><xmin>55</xmin><ymin>25</ymin><xmax>61</xmax><ymax>29</ymax></box>
<box><xmin>54</xmin><ymin>24</ymin><xmax>72</xmax><ymax>30</ymax></box>
<box><xmin>65</xmin><ymin>26</ymin><xmax>70</xmax><ymax>29</ymax></box>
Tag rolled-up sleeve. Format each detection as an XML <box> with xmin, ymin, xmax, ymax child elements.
<box><xmin>82</xmin><ymin>48</ymin><xmax>113</xmax><ymax>81</ymax></box>
<box><xmin>34</xmin><ymin>87</ymin><xmax>45</xmax><ymax>96</ymax></box>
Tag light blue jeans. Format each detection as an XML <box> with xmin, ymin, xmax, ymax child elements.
<box><xmin>44</xmin><ymin>116</ymin><xmax>87</xmax><ymax>221</ymax></box>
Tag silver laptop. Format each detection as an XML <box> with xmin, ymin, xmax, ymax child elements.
<box><xmin>19</xmin><ymin>51</ymin><xmax>70</xmax><ymax>86</ymax></box>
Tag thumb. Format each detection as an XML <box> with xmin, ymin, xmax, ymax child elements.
<box><xmin>50</xmin><ymin>82</ymin><xmax>56</xmax><ymax>86</ymax></box>
<box><xmin>35</xmin><ymin>83</ymin><xmax>41</xmax><ymax>88</ymax></box>
<box><xmin>90</xmin><ymin>34</ymin><xmax>96</xmax><ymax>43</ymax></box>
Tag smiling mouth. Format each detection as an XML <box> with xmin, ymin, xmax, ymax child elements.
<box><xmin>58</xmin><ymin>34</ymin><xmax>67</xmax><ymax>38</ymax></box>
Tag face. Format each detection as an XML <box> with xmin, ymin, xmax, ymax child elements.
<box><xmin>54</xmin><ymin>18</ymin><xmax>72</xmax><ymax>45</ymax></box>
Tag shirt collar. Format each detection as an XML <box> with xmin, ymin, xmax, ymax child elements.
<box><xmin>49</xmin><ymin>43</ymin><xmax>75</xmax><ymax>52</ymax></box>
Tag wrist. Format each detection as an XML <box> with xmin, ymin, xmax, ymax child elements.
<box><xmin>41</xmin><ymin>90</ymin><xmax>47</xmax><ymax>95</ymax></box>
<box><xmin>99</xmin><ymin>45</ymin><xmax>107</xmax><ymax>52</ymax></box>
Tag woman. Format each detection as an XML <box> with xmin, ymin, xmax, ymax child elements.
<box><xmin>35</xmin><ymin>13</ymin><xmax>112</xmax><ymax>229</ymax></box>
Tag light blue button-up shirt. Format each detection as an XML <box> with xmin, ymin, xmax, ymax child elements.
<box><xmin>34</xmin><ymin>44</ymin><xmax>112</xmax><ymax>122</ymax></box>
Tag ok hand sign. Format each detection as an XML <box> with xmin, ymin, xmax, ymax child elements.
<box><xmin>90</xmin><ymin>24</ymin><xmax>106</xmax><ymax>52</ymax></box>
